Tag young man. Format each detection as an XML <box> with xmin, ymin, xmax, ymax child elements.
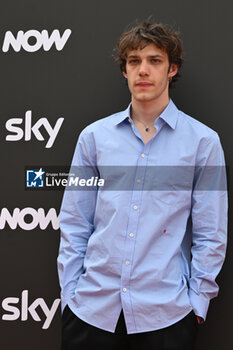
<box><xmin>57</xmin><ymin>20</ymin><xmax>227</xmax><ymax>350</ymax></box>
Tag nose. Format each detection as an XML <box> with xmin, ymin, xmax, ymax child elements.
<box><xmin>138</xmin><ymin>60</ymin><xmax>149</xmax><ymax>76</ymax></box>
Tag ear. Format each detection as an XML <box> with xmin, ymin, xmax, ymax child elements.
<box><xmin>123</xmin><ymin>71</ymin><xmax>128</xmax><ymax>79</ymax></box>
<box><xmin>168</xmin><ymin>64</ymin><xmax>178</xmax><ymax>79</ymax></box>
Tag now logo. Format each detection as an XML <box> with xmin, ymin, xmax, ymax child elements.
<box><xmin>0</xmin><ymin>208</ymin><xmax>59</xmax><ymax>231</ymax></box>
<box><xmin>2</xmin><ymin>29</ymin><xmax>72</xmax><ymax>52</ymax></box>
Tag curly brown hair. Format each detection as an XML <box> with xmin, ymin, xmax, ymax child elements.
<box><xmin>114</xmin><ymin>19</ymin><xmax>184</xmax><ymax>86</ymax></box>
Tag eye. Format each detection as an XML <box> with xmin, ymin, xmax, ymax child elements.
<box><xmin>151</xmin><ymin>59</ymin><xmax>161</xmax><ymax>63</ymax></box>
<box><xmin>128</xmin><ymin>59</ymin><xmax>139</xmax><ymax>64</ymax></box>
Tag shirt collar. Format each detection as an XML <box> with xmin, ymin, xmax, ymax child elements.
<box><xmin>158</xmin><ymin>99</ymin><xmax>179</xmax><ymax>130</ymax></box>
<box><xmin>113</xmin><ymin>99</ymin><xmax>179</xmax><ymax>130</ymax></box>
<box><xmin>112</xmin><ymin>105</ymin><xmax>131</xmax><ymax>126</ymax></box>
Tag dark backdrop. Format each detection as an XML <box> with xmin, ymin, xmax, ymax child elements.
<box><xmin>0</xmin><ymin>0</ymin><xmax>232</xmax><ymax>349</ymax></box>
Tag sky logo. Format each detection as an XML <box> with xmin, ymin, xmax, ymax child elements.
<box><xmin>26</xmin><ymin>168</ymin><xmax>45</xmax><ymax>187</ymax></box>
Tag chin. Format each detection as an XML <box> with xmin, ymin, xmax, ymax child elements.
<box><xmin>135</xmin><ymin>95</ymin><xmax>157</xmax><ymax>102</ymax></box>
<box><xmin>134</xmin><ymin>92</ymin><xmax>151</xmax><ymax>100</ymax></box>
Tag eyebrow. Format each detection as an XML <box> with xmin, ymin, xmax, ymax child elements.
<box><xmin>127</xmin><ymin>54</ymin><xmax>164</xmax><ymax>59</ymax></box>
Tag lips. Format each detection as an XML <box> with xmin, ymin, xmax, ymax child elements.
<box><xmin>135</xmin><ymin>82</ymin><xmax>153</xmax><ymax>87</ymax></box>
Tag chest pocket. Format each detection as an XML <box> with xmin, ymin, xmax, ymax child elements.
<box><xmin>144</xmin><ymin>166</ymin><xmax>194</xmax><ymax>205</ymax></box>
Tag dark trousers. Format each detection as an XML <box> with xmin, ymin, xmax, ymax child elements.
<box><xmin>61</xmin><ymin>306</ymin><xmax>198</xmax><ymax>350</ymax></box>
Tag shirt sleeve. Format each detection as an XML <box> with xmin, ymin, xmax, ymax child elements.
<box><xmin>189</xmin><ymin>132</ymin><xmax>228</xmax><ymax>321</ymax></box>
<box><xmin>57</xmin><ymin>128</ymin><xmax>98</xmax><ymax>312</ymax></box>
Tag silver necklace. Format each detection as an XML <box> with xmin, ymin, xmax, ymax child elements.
<box><xmin>133</xmin><ymin>117</ymin><xmax>152</xmax><ymax>132</ymax></box>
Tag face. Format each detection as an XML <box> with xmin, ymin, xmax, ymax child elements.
<box><xmin>123</xmin><ymin>43</ymin><xmax>178</xmax><ymax>104</ymax></box>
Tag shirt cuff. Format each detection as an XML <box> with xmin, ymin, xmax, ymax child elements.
<box><xmin>188</xmin><ymin>288</ymin><xmax>210</xmax><ymax>321</ymax></box>
<box><xmin>60</xmin><ymin>295</ymin><xmax>68</xmax><ymax>313</ymax></box>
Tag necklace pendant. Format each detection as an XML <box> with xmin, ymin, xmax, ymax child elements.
<box><xmin>145</xmin><ymin>127</ymin><xmax>149</xmax><ymax>132</ymax></box>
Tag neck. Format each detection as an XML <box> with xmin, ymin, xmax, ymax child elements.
<box><xmin>131</xmin><ymin>95</ymin><xmax>170</xmax><ymax>124</ymax></box>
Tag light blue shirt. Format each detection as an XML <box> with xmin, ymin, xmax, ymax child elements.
<box><xmin>57</xmin><ymin>99</ymin><xmax>227</xmax><ymax>334</ymax></box>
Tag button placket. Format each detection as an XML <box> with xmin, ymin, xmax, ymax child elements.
<box><xmin>120</xmin><ymin>145</ymin><xmax>149</xmax><ymax>323</ymax></box>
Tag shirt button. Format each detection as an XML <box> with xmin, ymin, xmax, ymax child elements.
<box><xmin>129</xmin><ymin>233</ymin><xmax>134</xmax><ymax>237</ymax></box>
<box><xmin>133</xmin><ymin>205</ymin><xmax>138</xmax><ymax>210</ymax></box>
<box><xmin>125</xmin><ymin>260</ymin><xmax>130</xmax><ymax>265</ymax></box>
<box><xmin>137</xmin><ymin>179</ymin><xmax>141</xmax><ymax>184</ymax></box>
<box><xmin>123</xmin><ymin>288</ymin><xmax>127</xmax><ymax>292</ymax></box>
<box><xmin>141</xmin><ymin>153</ymin><xmax>145</xmax><ymax>158</ymax></box>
